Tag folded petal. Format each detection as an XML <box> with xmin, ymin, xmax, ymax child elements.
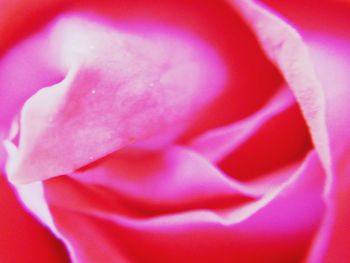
<box><xmin>302</xmin><ymin>24</ymin><xmax>350</xmax><ymax>263</ymax></box>
<box><xmin>15</xmin><ymin>151</ymin><xmax>324</xmax><ymax>263</ymax></box>
<box><xmin>189</xmin><ymin>87</ymin><xmax>296</xmax><ymax>162</ymax></box>
<box><xmin>190</xmin><ymin>85</ymin><xmax>312</xmax><ymax>183</ymax></box>
<box><xmin>322</xmin><ymin>153</ymin><xmax>350</xmax><ymax>262</ymax></box>
<box><xmin>229</xmin><ymin>0</ymin><xmax>332</xmax><ymax>177</ymax></box>
<box><xmin>248</xmin><ymin>1</ymin><xmax>350</xmax><ymax>262</ymax></box>
<box><xmin>44</xmin><ymin>146</ymin><xmax>260</xmax><ymax>218</ymax></box>
<box><xmin>7</xmin><ymin>15</ymin><xmax>226</xmax><ymax>183</ymax></box>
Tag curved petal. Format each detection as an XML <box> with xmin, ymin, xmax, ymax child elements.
<box><xmin>2</xmin><ymin>0</ymin><xmax>284</xmax><ymax>176</ymax></box>
<box><xmin>249</xmin><ymin>1</ymin><xmax>350</xmax><ymax>262</ymax></box>
<box><xmin>306</xmin><ymin>35</ymin><xmax>350</xmax><ymax>263</ymax></box>
<box><xmin>44</xmin><ymin>146</ymin><xmax>260</xmax><ymax>218</ymax></box>
<box><xmin>189</xmin><ymin>85</ymin><xmax>312</xmax><ymax>182</ymax></box>
<box><xmin>189</xmin><ymin>87</ymin><xmax>296</xmax><ymax>162</ymax></box>
<box><xmin>15</xmin><ymin>151</ymin><xmax>324</xmax><ymax>263</ymax></box>
<box><xmin>322</xmin><ymin>152</ymin><xmax>350</xmax><ymax>262</ymax></box>
<box><xmin>7</xmin><ymin>14</ymin><xmax>226</xmax><ymax>184</ymax></box>
<box><xmin>228</xmin><ymin>0</ymin><xmax>331</xmax><ymax>176</ymax></box>
<box><xmin>218</xmin><ymin>101</ymin><xmax>311</xmax><ymax>182</ymax></box>
<box><xmin>1</xmin><ymin>1</ymin><xmax>330</xmax><ymax>263</ymax></box>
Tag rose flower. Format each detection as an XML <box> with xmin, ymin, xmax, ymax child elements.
<box><xmin>0</xmin><ymin>0</ymin><xmax>349</xmax><ymax>262</ymax></box>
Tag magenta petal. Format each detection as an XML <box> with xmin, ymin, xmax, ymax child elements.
<box><xmin>302</xmin><ymin>33</ymin><xmax>350</xmax><ymax>263</ymax></box>
<box><xmin>243</xmin><ymin>1</ymin><xmax>350</xmax><ymax>262</ymax></box>
<box><xmin>0</xmin><ymin>26</ymin><xmax>62</xmax><ymax>169</ymax></box>
<box><xmin>322</xmin><ymin>153</ymin><xmax>350</xmax><ymax>262</ymax></box>
<box><xmin>229</xmin><ymin>0</ymin><xmax>331</xmax><ymax>175</ymax></box>
<box><xmin>44</xmin><ymin>146</ymin><xmax>260</xmax><ymax>218</ymax></box>
<box><xmin>306</xmin><ymin>36</ymin><xmax>350</xmax><ymax>165</ymax></box>
<box><xmin>14</xmin><ymin>151</ymin><xmax>324</xmax><ymax>263</ymax></box>
<box><xmin>189</xmin><ymin>86</ymin><xmax>295</xmax><ymax>163</ymax></box>
<box><xmin>8</xmin><ymin>15</ymin><xmax>226</xmax><ymax>183</ymax></box>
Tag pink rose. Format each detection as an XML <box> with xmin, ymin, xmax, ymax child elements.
<box><xmin>1</xmin><ymin>0</ymin><xmax>349</xmax><ymax>262</ymax></box>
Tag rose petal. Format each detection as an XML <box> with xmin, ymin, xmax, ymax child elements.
<box><xmin>323</xmin><ymin>152</ymin><xmax>350</xmax><ymax>262</ymax></box>
<box><xmin>189</xmin><ymin>84</ymin><xmax>312</xmax><ymax>182</ymax></box>
<box><xmin>189</xmin><ymin>87</ymin><xmax>296</xmax><ymax>162</ymax></box>
<box><xmin>229</xmin><ymin>0</ymin><xmax>332</xmax><ymax>175</ymax></box>
<box><xmin>0</xmin><ymin>28</ymin><xmax>64</xmax><ymax>139</ymax></box>
<box><xmin>2</xmin><ymin>0</ymin><xmax>286</xmax><ymax>177</ymax></box>
<box><xmin>15</xmin><ymin>151</ymin><xmax>324</xmax><ymax>263</ymax></box>
<box><xmin>218</xmin><ymin>99</ymin><xmax>311</xmax><ymax>181</ymax></box>
<box><xmin>7</xmin><ymin>15</ymin><xmax>226</xmax><ymax>183</ymax></box>
<box><xmin>306</xmin><ymin>35</ymin><xmax>350</xmax><ymax>263</ymax></box>
<box><xmin>248</xmin><ymin>1</ymin><xmax>350</xmax><ymax>261</ymax></box>
<box><xmin>44</xmin><ymin>146</ymin><xmax>260</xmax><ymax>218</ymax></box>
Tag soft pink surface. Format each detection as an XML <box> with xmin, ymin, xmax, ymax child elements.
<box><xmin>15</xmin><ymin>150</ymin><xmax>323</xmax><ymax>263</ymax></box>
<box><xmin>1</xmin><ymin>0</ymin><xmax>283</xmax><ymax>167</ymax></box>
<box><xmin>1</xmin><ymin>0</ymin><xmax>349</xmax><ymax>263</ymax></box>
<box><xmin>253</xmin><ymin>0</ymin><xmax>350</xmax><ymax>262</ymax></box>
<box><xmin>6</xmin><ymin>15</ymin><xmax>226</xmax><ymax>183</ymax></box>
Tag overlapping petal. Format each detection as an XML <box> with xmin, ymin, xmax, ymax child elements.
<box><xmin>231</xmin><ymin>1</ymin><xmax>350</xmax><ymax>262</ymax></box>
<box><xmin>1</xmin><ymin>1</ymin><xmax>341</xmax><ymax>263</ymax></box>
<box><xmin>5</xmin><ymin>15</ymin><xmax>226</xmax><ymax>183</ymax></box>
<box><xmin>16</xmin><ymin>151</ymin><xmax>324</xmax><ymax>263</ymax></box>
